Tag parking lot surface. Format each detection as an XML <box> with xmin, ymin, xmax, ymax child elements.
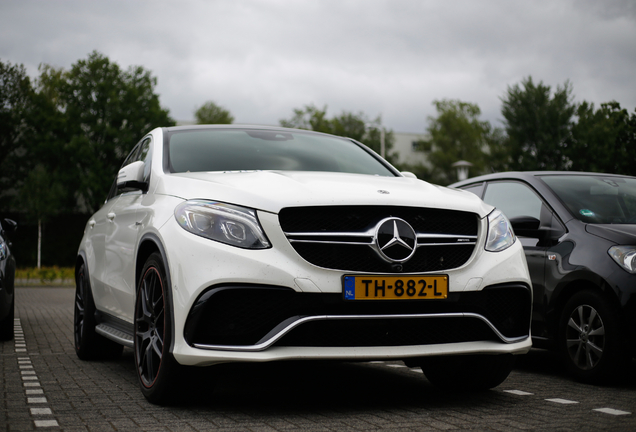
<box><xmin>2</xmin><ymin>287</ymin><xmax>635</xmax><ymax>431</ymax></box>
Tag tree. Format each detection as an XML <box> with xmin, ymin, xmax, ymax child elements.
<box><xmin>53</xmin><ymin>51</ymin><xmax>175</xmax><ymax>213</ymax></box>
<box><xmin>416</xmin><ymin>99</ymin><xmax>501</xmax><ymax>185</ymax></box>
<box><xmin>0</xmin><ymin>60</ymin><xmax>33</xmax><ymax>207</ymax></box>
<box><xmin>194</xmin><ymin>101</ymin><xmax>234</xmax><ymax>124</ymax></box>
<box><xmin>501</xmin><ymin>76</ymin><xmax>576</xmax><ymax>171</ymax></box>
<box><xmin>18</xmin><ymin>165</ymin><xmax>64</xmax><ymax>268</ymax></box>
<box><xmin>280</xmin><ymin>104</ymin><xmax>397</xmax><ymax>164</ymax></box>
<box><xmin>568</xmin><ymin>101</ymin><xmax>636</xmax><ymax>175</ymax></box>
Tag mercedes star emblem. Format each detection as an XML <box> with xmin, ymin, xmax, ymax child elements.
<box><xmin>374</xmin><ymin>217</ymin><xmax>417</xmax><ymax>263</ymax></box>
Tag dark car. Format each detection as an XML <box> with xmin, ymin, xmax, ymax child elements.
<box><xmin>451</xmin><ymin>172</ymin><xmax>636</xmax><ymax>382</ymax></box>
<box><xmin>0</xmin><ymin>218</ymin><xmax>17</xmax><ymax>340</ymax></box>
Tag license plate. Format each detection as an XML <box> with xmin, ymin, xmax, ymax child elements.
<box><xmin>343</xmin><ymin>275</ymin><xmax>448</xmax><ymax>300</ymax></box>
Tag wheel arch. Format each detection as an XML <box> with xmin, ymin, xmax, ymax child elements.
<box><xmin>135</xmin><ymin>233</ymin><xmax>176</xmax><ymax>353</ymax></box>
<box><xmin>548</xmin><ymin>275</ymin><xmax>621</xmax><ymax>341</ymax></box>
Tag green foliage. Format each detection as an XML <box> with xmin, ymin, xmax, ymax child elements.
<box><xmin>18</xmin><ymin>164</ymin><xmax>64</xmax><ymax>223</ymax></box>
<box><xmin>194</xmin><ymin>101</ymin><xmax>234</xmax><ymax>124</ymax></box>
<box><xmin>280</xmin><ymin>104</ymin><xmax>397</xmax><ymax>164</ymax></box>
<box><xmin>15</xmin><ymin>266</ymin><xmax>74</xmax><ymax>285</ymax></box>
<box><xmin>55</xmin><ymin>51</ymin><xmax>175</xmax><ymax>212</ymax></box>
<box><xmin>0</xmin><ymin>60</ymin><xmax>33</xmax><ymax>207</ymax></box>
<box><xmin>417</xmin><ymin>99</ymin><xmax>502</xmax><ymax>185</ymax></box>
<box><xmin>568</xmin><ymin>101</ymin><xmax>636</xmax><ymax>175</ymax></box>
<box><xmin>501</xmin><ymin>76</ymin><xmax>576</xmax><ymax>171</ymax></box>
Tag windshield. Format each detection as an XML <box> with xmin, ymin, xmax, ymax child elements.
<box><xmin>542</xmin><ymin>175</ymin><xmax>636</xmax><ymax>224</ymax></box>
<box><xmin>166</xmin><ymin>128</ymin><xmax>396</xmax><ymax>177</ymax></box>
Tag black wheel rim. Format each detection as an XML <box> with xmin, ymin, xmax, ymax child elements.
<box><xmin>74</xmin><ymin>269</ymin><xmax>86</xmax><ymax>348</ymax></box>
<box><xmin>135</xmin><ymin>266</ymin><xmax>165</xmax><ymax>388</ymax></box>
<box><xmin>565</xmin><ymin>304</ymin><xmax>605</xmax><ymax>370</ymax></box>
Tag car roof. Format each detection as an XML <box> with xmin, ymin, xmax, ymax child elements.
<box><xmin>163</xmin><ymin>124</ymin><xmax>344</xmax><ymax>138</ymax></box>
<box><xmin>450</xmin><ymin>171</ymin><xmax>636</xmax><ymax>188</ymax></box>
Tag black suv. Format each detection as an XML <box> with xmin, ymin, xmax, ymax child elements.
<box><xmin>0</xmin><ymin>218</ymin><xmax>17</xmax><ymax>340</ymax></box>
<box><xmin>451</xmin><ymin>172</ymin><xmax>636</xmax><ymax>382</ymax></box>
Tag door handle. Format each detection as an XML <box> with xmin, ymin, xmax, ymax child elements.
<box><xmin>107</xmin><ymin>212</ymin><xmax>116</xmax><ymax>222</ymax></box>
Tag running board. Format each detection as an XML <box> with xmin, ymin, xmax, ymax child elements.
<box><xmin>95</xmin><ymin>324</ymin><xmax>134</xmax><ymax>348</ymax></box>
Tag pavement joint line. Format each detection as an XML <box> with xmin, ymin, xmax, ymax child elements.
<box><xmin>13</xmin><ymin>318</ymin><xmax>60</xmax><ymax>429</ymax></box>
<box><xmin>593</xmin><ymin>408</ymin><xmax>632</xmax><ymax>416</ymax></box>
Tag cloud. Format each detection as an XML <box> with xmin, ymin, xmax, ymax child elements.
<box><xmin>1</xmin><ymin>0</ymin><xmax>634</xmax><ymax>132</ymax></box>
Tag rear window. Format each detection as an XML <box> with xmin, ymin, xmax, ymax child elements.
<box><xmin>166</xmin><ymin>129</ymin><xmax>396</xmax><ymax>177</ymax></box>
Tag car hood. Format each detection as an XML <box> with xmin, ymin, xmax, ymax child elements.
<box><xmin>586</xmin><ymin>224</ymin><xmax>636</xmax><ymax>244</ymax></box>
<box><xmin>154</xmin><ymin>171</ymin><xmax>493</xmax><ymax>216</ymax></box>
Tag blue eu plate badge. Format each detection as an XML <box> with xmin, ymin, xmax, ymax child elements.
<box><xmin>344</xmin><ymin>276</ymin><xmax>355</xmax><ymax>300</ymax></box>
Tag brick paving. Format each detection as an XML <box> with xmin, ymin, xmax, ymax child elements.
<box><xmin>2</xmin><ymin>286</ymin><xmax>635</xmax><ymax>431</ymax></box>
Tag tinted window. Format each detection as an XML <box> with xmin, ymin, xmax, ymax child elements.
<box><xmin>542</xmin><ymin>175</ymin><xmax>636</xmax><ymax>224</ymax></box>
<box><xmin>483</xmin><ymin>181</ymin><xmax>543</xmax><ymax>220</ymax></box>
<box><xmin>460</xmin><ymin>182</ymin><xmax>485</xmax><ymax>198</ymax></box>
<box><xmin>166</xmin><ymin>129</ymin><xmax>396</xmax><ymax>176</ymax></box>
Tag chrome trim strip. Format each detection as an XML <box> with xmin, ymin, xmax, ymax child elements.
<box><xmin>417</xmin><ymin>234</ymin><xmax>478</xmax><ymax>240</ymax></box>
<box><xmin>192</xmin><ymin>313</ymin><xmax>528</xmax><ymax>352</ymax></box>
<box><xmin>95</xmin><ymin>324</ymin><xmax>134</xmax><ymax>348</ymax></box>
<box><xmin>284</xmin><ymin>230</ymin><xmax>375</xmax><ymax>238</ymax></box>
<box><xmin>416</xmin><ymin>241</ymin><xmax>476</xmax><ymax>246</ymax></box>
<box><xmin>285</xmin><ymin>231</ymin><xmax>477</xmax><ymax>240</ymax></box>
<box><xmin>288</xmin><ymin>239</ymin><xmax>373</xmax><ymax>245</ymax></box>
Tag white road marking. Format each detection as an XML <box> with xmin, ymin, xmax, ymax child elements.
<box><xmin>546</xmin><ymin>398</ymin><xmax>579</xmax><ymax>404</ymax></box>
<box><xmin>504</xmin><ymin>390</ymin><xmax>534</xmax><ymax>396</ymax></box>
<box><xmin>14</xmin><ymin>319</ymin><xmax>60</xmax><ymax>428</ymax></box>
<box><xmin>593</xmin><ymin>408</ymin><xmax>631</xmax><ymax>416</ymax></box>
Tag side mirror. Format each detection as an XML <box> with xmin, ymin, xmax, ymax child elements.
<box><xmin>510</xmin><ymin>216</ymin><xmax>542</xmax><ymax>239</ymax></box>
<box><xmin>117</xmin><ymin>161</ymin><xmax>148</xmax><ymax>192</ymax></box>
<box><xmin>2</xmin><ymin>218</ymin><xmax>17</xmax><ymax>233</ymax></box>
<box><xmin>401</xmin><ymin>171</ymin><xmax>418</xmax><ymax>179</ymax></box>
<box><xmin>1</xmin><ymin>218</ymin><xmax>17</xmax><ymax>244</ymax></box>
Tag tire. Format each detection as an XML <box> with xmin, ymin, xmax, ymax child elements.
<box><xmin>0</xmin><ymin>296</ymin><xmax>14</xmax><ymax>341</ymax></box>
<box><xmin>134</xmin><ymin>252</ymin><xmax>181</xmax><ymax>405</ymax></box>
<box><xmin>420</xmin><ymin>354</ymin><xmax>515</xmax><ymax>391</ymax></box>
<box><xmin>74</xmin><ymin>263</ymin><xmax>123</xmax><ymax>360</ymax></box>
<box><xmin>557</xmin><ymin>290</ymin><xmax>627</xmax><ymax>383</ymax></box>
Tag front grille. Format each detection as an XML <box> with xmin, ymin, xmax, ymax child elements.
<box><xmin>184</xmin><ymin>284</ymin><xmax>531</xmax><ymax>348</ymax></box>
<box><xmin>278</xmin><ymin>206</ymin><xmax>479</xmax><ymax>272</ymax></box>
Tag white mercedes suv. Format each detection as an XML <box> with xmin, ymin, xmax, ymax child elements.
<box><xmin>74</xmin><ymin>125</ymin><xmax>532</xmax><ymax>404</ymax></box>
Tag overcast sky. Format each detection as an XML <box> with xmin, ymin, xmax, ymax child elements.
<box><xmin>1</xmin><ymin>0</ymin><xmax>635</xmax><ymax>133</ymax></box>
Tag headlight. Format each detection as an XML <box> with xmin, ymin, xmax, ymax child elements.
<box><xmin>608</xmin><ymin>246</ymin><xmax>636</xmax><ymax>273</ymax></box>
<box><xmin>0</xmin><ymin>237</ymin><xmax>6</xmax><ymax>260</ymax></box>
<box><xmin>175</xmin><ymin>200</ymin><xmax>271</xmax><ymax>249</ymax></box>
<box><xmin>485</xmin><ymin>209</ymin><xmax>516</xmax><ymax>252</ymax></box>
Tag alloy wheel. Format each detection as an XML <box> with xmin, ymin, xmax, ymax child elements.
<box><xmin>135</xmin><ymin>266</ymin><xmax>166</xmax><ymax>388</ymax></box>
<box><xmin>74</xmin><ymin>270</ymin><xmax>86</xmax><ymax>348</ymax></box>
<box><xmin>565</xmin><ymin>304</ymin><xmax>605</xmax><ymax>371</ymax></box>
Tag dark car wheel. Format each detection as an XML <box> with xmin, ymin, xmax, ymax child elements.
<box><xmin>74</xmin><ymin>263</ymin><xmax>123</xmax><ymax>360</ymax></box>
<box><xmin>420</xmin><ymin>354</ymin><xmax>515</xmax><ymax>391</ymax></box>
<box><xmin>0</xmin><ymin>296</ymin><xmax>14</xmax><ymax>341</ymax></box>
<box><xmin>134</xmin><ymin>252</ymin><xmax>180</xmax><ymax>405</ymax></box>
<box><xmin>558</xmin><ymin>290</ymin><xmax>628</xmax><ymax>383</ymax></box>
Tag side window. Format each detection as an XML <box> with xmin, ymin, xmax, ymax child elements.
<box><xmin>459</xmin><ymin>182</ymin><xmax>485</xmax><ymax>198</ymax></box>
<box><xmin>483</xmin><ymin>181</ymin><xmax>543</xmax><ymax>220</ymax></box>
<box><xmin>137</xmin><ymin>137</ymin><xmax>152</xmax><ymax>183</ymax></box>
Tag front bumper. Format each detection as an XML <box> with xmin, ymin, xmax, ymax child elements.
<box><xmin>161</xmin><ymin>210</ymin><xmax>532</xmax><ymax>366</ymax></box>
